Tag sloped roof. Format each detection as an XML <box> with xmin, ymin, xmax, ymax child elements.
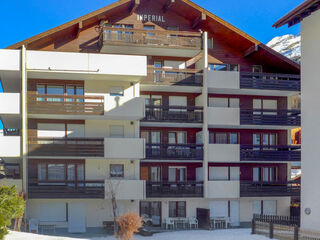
<box><xmin>273</xmin><ymin>0</ymin><xmax>320</xmax><ymax>28</ymax></box>
<box><xmin>6</xmin><ymin>0</ymin><xmax>299</xmax><ymax>70</ymax></box>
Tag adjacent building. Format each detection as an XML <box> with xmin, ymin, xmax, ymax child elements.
<box><xmin>274</xmin><ymin>0</ymin><xmax>320</xmax><ymax>231</ymax></box>
<box><xmin>0</xmin><ymin>0</ymin><xmax>301</xmax><ymax>232</ymax></box>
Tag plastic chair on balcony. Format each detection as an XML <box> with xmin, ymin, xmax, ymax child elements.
<box><xmin>29</xmin><ymin>218</ymin><xmax>39</xmax><ymax>233</ymax></box>
<box><xmin>165</xmin><ymin>218</ymin><xmax>175</xmax><ymax>230</ymax></box>
<box><xmin>188</xmin><ymin>217</ymin><xmax>198</xmax><ymax>229</ymax></box>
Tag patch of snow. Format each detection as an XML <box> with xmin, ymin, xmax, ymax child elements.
<box><xmin>267</xmin><ymin>34</ymin><xmax>301</xmax><ymax>63</ymax></box>
<box><xmin>6</xmin><ymin>229</ymin><xmax>269</xmax><ymax>240</ymax></box>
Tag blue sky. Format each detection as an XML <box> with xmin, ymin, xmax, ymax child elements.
<box><xmin>0</xmin><ymin>0</ymin><xmax>303</xmax><ymax>48</ymax></box>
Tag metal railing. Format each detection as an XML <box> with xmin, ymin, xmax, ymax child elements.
<box><xmin>240</xmin><ymin>72</ymin><xmax>300</xmax><ymax>91</ymax></box>
<box><xmin>240</xmin><ymin>109</ymin><xmax>301</xmax><ymax>126</ymax></box>
<box><xmin>143</xmin><ymin>105</ymin><xmax>203</xmax><ymax>123</ymax></box>
<box><xmin>146</xmin><ymin>181</ymin><xmax>203</xmax><ymax>198</ymax></box>
<box><xmin>145</xmin><ymin>143</ymin><xmax>203</xmax><ymax>160</ymax></box>
<box><xmin>240</xmin><ymin>145</ymin><xmax>301</xmax><ymax>162</ymax></box>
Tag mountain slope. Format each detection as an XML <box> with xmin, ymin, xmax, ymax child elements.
<box><xmin>267</xmin><ymin>34</ymin><xmax>301</xmax><ymax>62</ymax></box>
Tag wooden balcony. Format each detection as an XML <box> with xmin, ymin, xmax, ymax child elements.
<box><xmin>99</xmin><ymin>27</ymin><xmax>202</xmax><ymax>57</ymax></box>
<box><xmin>240</xmin><ymin>109</ymin><xmax>301</xmax><ymax>126</ymax></box>
<box><xmin>28</xmin><ymin>138</ymin><xmax>104</xmax><ymax>157</ymax></box>
<box><xmin>142</xmin><ymin>67</ymin><xmax>203</xmax><ymax>86</ymax></box>
<box><xmin>27</xmin><ymin>94</ymin><xmax>104</xmax><ymax>115</ymax></box>
<box><xmin>240</xmin><ymin>181</ymin><xmax>300</xmax><ymax>197</ymax></box>
<box><xmin>28</xmin><ymin>179</ymin><xmax>105</xmax><ymax>199</ymax></box>
<box><xmin>240</xmin><ymin>145</ymin><xmax>301</xmax><ymax>162</ymax></box>
<box><xmin>146</xmin><ymin>182</ymin><xmax>203</xmax><ymax>198</ymax></box>
<box><xmin>240</xmin><ymin>72</ymin><xmax>301</xmax><ymax>91</ymax></box>
<box><xmin>145</xmin><ymin>143</ymin><xmax>203</xmax><ymax>160</ymax></box>
<box><xmin>143</xmin><ymin>105</ymin><xmax>203</xmax><ymax>123</ymax></box>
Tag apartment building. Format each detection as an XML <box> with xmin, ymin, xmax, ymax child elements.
<box><xmin>274</xmin><ymin>0</ymin><xmax>320</xmax><ymax>231</ymax></box>
<box><xmin>0</xmin><ymin>0</ymin><xmax>301</xmax><ymax>232</ymax></box>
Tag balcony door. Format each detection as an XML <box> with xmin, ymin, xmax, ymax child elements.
<box><xmin>253</xmin><ymin>99</ymin><xmax>277</xmax><ymax>115</ymax></box>
<box><xmin>151</xmin><ymin>167</ymin><xmax>161</xmax><ymax>182</ymax></box>
<box><xmin>253</xmin><ymin>133</ymin><xmax>277</xmax><ymax>150</ymax></box>
<box><xmin>169</xmin><ymin>167</ymin><xmax>186</xmax><ymax>182</ymax></box>
<box><xmin>253</xmin><ymin>167</ymin><xmax>278</xmax><ymax>182</ymax></box>
<box><xmin>142</xmin><ymin>131</ymin><xmax>161</xmax><ymax>157</ymax></box>
<box><xmin>168</xmin><ymin>131</ymin><xmax>187</xmax><ymax>158</ymax></box>
<box><xmin>169</xmin><ymin>96</ymin><xmax>187</xmax><ymax>113</ymax></box>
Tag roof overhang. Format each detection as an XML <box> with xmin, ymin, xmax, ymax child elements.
<box><xmin>273</xmin><ymin>0</ymin><xmax>320</xmax><ymax>28</ymax></box>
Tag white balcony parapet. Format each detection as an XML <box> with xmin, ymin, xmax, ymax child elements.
<box><xmin>104</xmin><ymin>138</ymin><xmax>145</xmax><ymax>159</ymax></box>
<box><xmin>207</xmin><ymin>181</ymin><xmax>240</xmax><ymax>199</ymax></box>
<box><xmin>208</xmin><ymin>144</ymin><xmax>240</xmax><ymax>162</ymax></box>
<box><xmin>207</xmin><ymin>70</ymin><xmax>240</xmax><ymax>89</ymax></box>
<box><xmin>104</xmin><ymin>97</ymin><xmax>145</xmax><ymax>120</ymax></box>
<box><xmin>0</xmin><ymin>179</ymin><xmax>22</xmax><ymax>192</ymax></box>
<box><xmin>0</xmin><ymin>136</ymin><xmax>21</xmax><ymax>157</ymax></box>
<box><xmin>105</xmin><ymin>180</ymin><xmax>146</xmax><ymax>200</ymax></box>
<box><xmin>207</xmin><ymin>107</ymin><xmax>240</xmax><ymax>126</ymax></box>
<box><xmin>0</xmin><ymin>50</ymin><xmax>21</xmax><ymax>71</ymax></box>
<box><xmin>26</xmin><ymin>51</ymin><xmax>147</xmax><ymax>78</ymax></box>
<box><xmin>0</xmin><ymin>93</ymin><xmax>20</xmax><ymax>115</ymax></box>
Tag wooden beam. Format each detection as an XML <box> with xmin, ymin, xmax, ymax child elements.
<box><xmin>75</xmin><ymin>22</ymin><xmax>83</xmax><ymax>38</ymax></box>
<box><xmin>163</xmin><ymin>0</ymin><xmax>175</xmax><ymax>12</ymax></box>
<box><xmin>186</xmin><ymin>52</ymin><xmax>203</xmax><ymax>68</ymax></box>
<box><xmin>244</xmin><ymin>44</ymin><xmax>259</xmax><ymax>57</ymax></box>
<box><xmin>129</xmin><ymin>0</ymin><xmax>140</xmax><ymax>15</ymax></box>
<box><xmin>192</xmin><ymin>13</ymin><xmax>206</xmax><ymax>29</ymax></box>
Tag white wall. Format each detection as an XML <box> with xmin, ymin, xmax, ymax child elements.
<box><xmin>301</xmin><ymin>10</ymin><xmax>320</xmax><ymax>231</ymax></box>
<box><xmin>207</xmin><ymin>70</ymin><xmax>240</xmax><ymax>89</ymax></box>
<box><xmin>207</xmin><ymin>107</ymin><xmax>240</xmax><ymax>126</ymax></box>
<box><xmin>105</xmin><ymin>180</ymin><xmax>146</xmax><ymax>200</ymax></box>
<box><xmin>26</xmin><ymin>51</ymin><xmax>147</xmax><ymax>77</ymax></box>
<box><xmin>104</xmin><ymin>138</ymin><xmax>145</xmax><ymax>159</ymax></box>
<box><xmin>0</xmin><ymin>136</ymin><xmax>20</xmax><ymax>157</ymax></box>
<box><xmin>0</xmin><ymin>49</ymin><xmax>21</xmax><ymax>71</ymax></box>
<box><xmin>208</xmin><ymin>144</ymin><xmax>240</xmax><ymax>162</ymax></box>
<box><xmin>206</xmin><ymin>181</ymin><xmax>240</xmax><ymax>199</ymax></box>
<box><xmin>85</xmin><ymin>120</ymin><xmax>137</xmax><ymax>138</ymax></box>
<box><xmin>0</xmin><ymin>93</ymin><xmax>20</xmax><ymax>114</ymax></box>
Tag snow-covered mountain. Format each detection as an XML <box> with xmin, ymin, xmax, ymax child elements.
<box><xmin>267</xmin><ymin>34</ymin><xmax>301</xmax><ymax>63</ymax></box>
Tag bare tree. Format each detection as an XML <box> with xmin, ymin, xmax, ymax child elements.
<box><xmin>105</xmin><ymin>178</ymin><xmax>121</xmax><ymax>236</ymax></box>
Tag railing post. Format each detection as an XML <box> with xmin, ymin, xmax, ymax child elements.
<box><xmin>294</xmin><ymin>226</ymin><xmax>299</xmax><ymax>240</ymax></box>
<box><xmin>269</xmin><ymin>222</ymin><xmax>274</xmax><ymax>239</ymax></box>
<box><xmin>251</xmin><ymin>219</ymin><xmax>256</xmax><ymax>234</ymax></box>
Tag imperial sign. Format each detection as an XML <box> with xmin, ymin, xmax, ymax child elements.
<box><xmin>137</xmin><ymin>14</ymin><xmax>165</xmax><ymax>23</ymax></box>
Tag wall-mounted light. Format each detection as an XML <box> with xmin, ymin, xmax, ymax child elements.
<box><xmin>130</xmin><ymin>160</ymin><xmax>134</xmax><ymax>164</ymax></box>
<box><xmin>130</xmin><ymin>121</ymin><xmax>134</xmax><ymax>125</ymax></box>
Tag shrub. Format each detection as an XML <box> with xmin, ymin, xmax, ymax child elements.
<box><xmin>0</xmin><ymin>186</ymin><xmax>24</xmax><ymax>240</ymax></box>
<box><xmin>117</xmin><ymin>212</ymin><xmax>142</xmax><ymax>240</ymax></box>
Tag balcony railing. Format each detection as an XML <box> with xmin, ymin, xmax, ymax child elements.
<box><xmin>240</xmin><ymin>109</ymin><xmax>301</xmax><ymax>126</ymax></box>
<box><xmin>145</xmin><ymin>143</ymin><xmax>203</xmax><ymax>160</ymax></box>
<box><xmin>240</xmin><ymin>145</ymin><xmax>301</xmax><ymax>162</ymax></box>
<box><xmin>146</xmin><ymin>182</ymin><xmax>203</xmax><ymax>198</ymax></box>
<box><xmin>240</xmin><ymin>181</ymin><xmax>300</xmax><ymax>197</ymax></box>
<box><xmin>240</xmin><ymin>72</ymin><xmax>301</xmax><ymax>91</ymax></box>
<box><xmin>100</xmin><ymin>27</ymin><xmax>202</xmax><ymax>50</ymax></box>
<box><xmin>28</xmin><ymin>138</ymin><xmax>104</xmax><ymax>157</ymax></box>
<box><xmin>143</xmin><ymin>105</ymin><xmax>203</xmax><ymax>123</ymax></box>
<box><xmin>143</xmin><ymin>67</ymin><xmax>203</xmax><ymax>86</ymax></box>
<box><xmin>28</xmin><ymin>179</ymin><xmax>105</xmax><ymax>199</ymax></box>
<box><xmin>28</xmin><ymin>94</ymin><xmax>104</xmax><ymax>115</ymax></box>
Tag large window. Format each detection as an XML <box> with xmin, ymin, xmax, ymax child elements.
<box><xmin>209</xmin><ymin>166</ymin><xmax>240</xmax><ymax>181</ymax></box>
<box><xmin>169</xmin><ymin>201</ymin><xmax>186</xmax><ymax>218</ymax></box>
<box><xmin>37</xmin><ymin>162</ymin><xmax>84</xmax><ymax>183</ymax></box>
<box><xmin>208</xmin><ymin>64</ymin><xmax>239</xmax><ymax>72</ymax></box>
<box><xmin>253</xmin><ymin>133</ymin><xmax>277</xmax><ymax>147</ymax></box>
<box><xmin>36</xmin><ymin>84</ymin><xmax>84</xmax><ymax>102</ymax></box>
<box><xmin>209</xmin><ymin>97</ymin><xmax>239</xmax><ymax>108</ymax></box>
<box><xmin>253</xmin><ymin>167</ymin><xmax>278</xmax><ymax>182</ymax></box>
<box><xmin>209</xmin><ymin>132</ymin><xmax>239</xmax><ymax>144</ymax></box>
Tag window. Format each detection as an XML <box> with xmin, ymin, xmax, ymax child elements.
<box><xmin>169</xmin><ymin>201</ymin><xmax>186</xmax><ymax>218</ymax></box>
<box><xmin>168</xmin><ymin>167</ymin><xmax>186</xmax><ymax>182</ymax></box>
<box><xmin>144</xmin><ymin>25</ymin><xmax>155</xmax><ymax>36</ymax></box>
<box><xmin>151</xmin><ymin>167</ymin><xmax>161</xmax><ymax>182</ymax></box>
<box><xmin>253</xmin><ymin>167</ymin><xmax>278</xmax><ymax>182</ymax></box>
<box><xmin>36</xmin><ymin>84</ymin><xmax>84</xmax><ymax>102</ymax></box>
<box><xmin>253</xmin><ymin>133</ymin><xmax>277</xmax><ymax>146</ymax></box>
<box><xmin>168</xmin><ymin>132</ymin><xmax>187</xmax><ymax>144</ymax></box>
<box><xmin>253</xmin><ymin>65</ymin><xmax>263</xmax><ymax>73</ymax></box>
<box><xmin>208</xmin><ymin>64</ymin><xmax>239</xmax><ymax>71</ymax></box>
<box><xmin>110</xmin><ymin>86</ymin><xmax>124</xmax><ymax>97</ymax></box>
<box><xmin>253</xmin><ymin>200</ymin><xmax>277</xmax><ymax>215</ymax></box>
<box><xmin>37</xmin><ymin>162</ymin><xmax>85</xmax><ymax>183</ymax></box>
<box><xmin>110</xmin><ymin>125</ymin><xmax>124</xmax><ymax>138</ymax></box>
<box><xmin>209</xmin><ymin>97</ymin><xmax>239</xmax><ymax>108</ymax></box>
<box><xmin>142</xmin><ymin>95</ymin><xmax>162</xmax><ymax>106</ymax></box>
<box><xmin>110</xmin><ymin>164</ymin><xmax>124</xmax><ymax>178</ymax></box>
<box><xmin>209</xmin><ymin>132</ymin><xmax>239</xmax><ymax>144</ymax></box>
<box><xmin>209</xmin><ymin>166</ymin><xmax>240</xmax><ymax>181</ymax></box>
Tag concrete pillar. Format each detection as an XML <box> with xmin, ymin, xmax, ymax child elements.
<box><xmin>202</xmin><ymin>32</ymin><xmax>209</xmax><ymax>198</ymax></box>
